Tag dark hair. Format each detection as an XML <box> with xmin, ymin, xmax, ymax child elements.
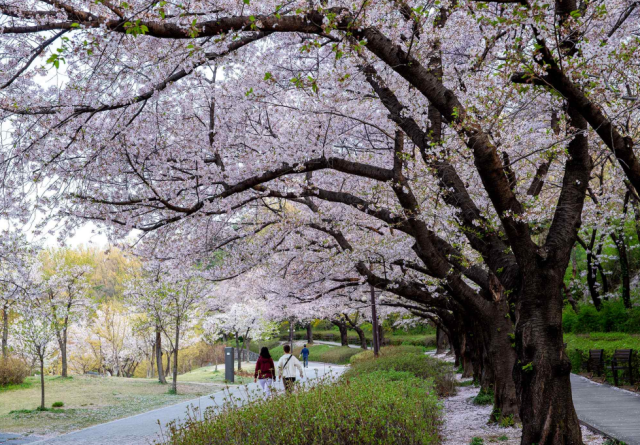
<box><xmin>260</xmin><ymin>347</ymin><xmax>271</xmax><ymax>359</ymax></box>
<box><xmin>284</xmin><ymin>344</ymin><xmax>291</xmax><ymax>353</ymax></box>
<box><xmin>303</xmin><ymin>344</ymin><xmax>307</xmax><ymax>347</ymax></box>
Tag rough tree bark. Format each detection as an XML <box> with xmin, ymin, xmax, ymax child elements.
<box><xmin>39</xmin><ymin>353</ymin><xmax>45</xmax><ymax>410</ymax></box>
<box><xmin>306</xmin><ymin>323</ymin><xmax>313</xmax><ymax>344</ymax></box>
<box><xmin>171</xmin><ymin>320</ymin><xmax>180</xmax><ymax>393</ymax></box>
<box><xmin>1</xmin><ymin>305</ymin><xmax>8</xmax><ymax>358</ymax></box>
<box><xmin>331</xmin><ymin>319</ymin><xmax>349</xmax><ymax>346</ymax></box>
<box><xmin>155</xmin><ymin>327</ymin><xmax>167</xmax><ymax>384</ymax></box>
<box><xmin>436</xmin><ymin>325</ymin><xmax>449</xmax><ymax>354</ymax></box>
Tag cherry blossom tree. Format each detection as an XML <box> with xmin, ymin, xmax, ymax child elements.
<box><xmin>2</xmin><ymin>1</ymin><xmax>640</xmax><ymax>442</ymax></box>
<box><xmin>40</xmin><ymin>249</ymin><xmax>93</xmax><ymax>377</ymax></box>
<box><xmin>127</xmin><ymin>265</ymin><xmax>210</xmax><ymax>392</ymax></box>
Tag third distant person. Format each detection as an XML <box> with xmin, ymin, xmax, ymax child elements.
<box><xmin>300</xmin><ymin>344</ymin><xmax>310</xmax><ymax>368</ymax></box>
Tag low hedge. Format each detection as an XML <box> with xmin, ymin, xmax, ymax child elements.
<box><xmin>346</xmin><ymin>346</ymin><xmax>456</xmax><ymax>397</ymax></box>
<box><xmin>565</xmin><ymin>333</ymin><xmax>640</xmax><ymax>383</ymax></box>
<box><xmin>160</xmin><ymin>370</ymin><xmax>441</xmax><ymax>445</ymax></box>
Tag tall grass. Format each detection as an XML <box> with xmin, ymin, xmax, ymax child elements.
<box><xmin>160</xmin><ymin>371</ymin><xmax>441</xmax><ymax>445</ymax></box>
<box><xmin>346</xmin><ymin>346</ymin><xmax>457</xmax><ymax>397</ymax></box>
<box><xmin>159</xmin><ymin>346</ymin><xmax>447</xmax><ymax>445</ymax></box>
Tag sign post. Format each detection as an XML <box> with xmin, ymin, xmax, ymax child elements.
<box><xmin>224</xmin><ymin>347</ymin><xmax>234</xmax><ymax>383</ymax></box>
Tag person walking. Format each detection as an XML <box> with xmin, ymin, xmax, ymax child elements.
<box><xmin>254</xmin><ymin>346</ymin><xmax>276</xmax><ymax>397</ymax></box>
<box><xmin>277</xmin><ymin>344</ymin><xmax>303</xmax><ymax>393</ymax></box>
<box><xmin>300</xmin><ymin>344</ymin><xmax>310</xmax><ymax>368</ymax></box>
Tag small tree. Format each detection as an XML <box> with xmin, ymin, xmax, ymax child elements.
<box><xmin>15</xmin><ymin>299</ymin><xmax>55</xmax><ymax>410</ymax></box>
<box><xmin>127</xmin><ymin>268</ymin><xmax>209</xmax><ymax>393</ymax></box>
<box><xmin>41</xmin><ymin>250</ymin><xmax>93</xmax><ymax>378</ymax></box>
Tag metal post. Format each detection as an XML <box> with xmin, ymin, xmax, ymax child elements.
<box><xmin>370</xmin><ymin>283</ymin><xmax>380</xmax><ymax>357</ymax></box>
<box><xmin>224</xmin><ymin>347</ymin><xmax>234</xmax><ymax>383</ymax></box>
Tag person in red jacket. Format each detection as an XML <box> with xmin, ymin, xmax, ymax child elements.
<box><xmin>254</xmin><ymin>346</ymin><xmax>276</xmax><ymax>397</ymax></box>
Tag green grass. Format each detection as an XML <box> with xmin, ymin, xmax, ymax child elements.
<box><xmin>472</xmin><ymin>388</ymin><xmax>494</xmax><ymax>406</ymax></box>
<box><xmin>177</xmin><ymin>363</ymin><xmax>253</xmax><ymax>385</ymax></box>
<box><xmin>284</xmin><ymin>330</ymin><xmax>437</xmax><ymax>347</ymax></box>
<box><xmin>267</xmin><ymin>344</ymin><xmax>359</xmax><ymax>364</ymax></box>
<box><xmin>161</xmin><ymin>368</ymin><xmax>441</xmax><ymax>445</ymax></box>
<box><xmin>346</xmin><ymin>346</ymin><xmax>457</xmax><ymax>397</ymax></box>
<box><xmin>0</xmin><ymin>379</ymin><xmax>33</xmax><ymax>392</ymax></box>
<box><xmin>564</xmin><ymin>332</ymin><xmax>640</xmax><ymax>385</ymax></box>
<box><xmin>0</xmin><ymin>375</ymin><xmax>212</xmax><ymax>435</ymax></box>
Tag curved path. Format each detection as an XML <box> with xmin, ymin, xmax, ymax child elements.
<box><xmin>571</xmin><ymin>374</ymin><xmax>640</xmax><ymax>445</ymax></box>
<box><xmin>26</xmin><ymin>362</ymin><xmax>345</xmax><ymax>445</ymax></box>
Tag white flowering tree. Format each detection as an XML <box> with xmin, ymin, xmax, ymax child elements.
<box><xmin>40</xmin><ymin>250</ymin><xmax>93</xmax><ymax>377</ymax></box>
<box><xmin>14</xmin><ymin>296</ymin><xmax>56</xmax><ymax>410</ymax></box>
<box><xmin>127</xmin><ymin>265</ymin><xmax>209</xmax><ymax>393</ymax></box>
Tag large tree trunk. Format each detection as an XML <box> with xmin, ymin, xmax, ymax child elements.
<box><xmin>165</xmin><ymin>350</ymin><xmax>171</xmax><ymax>377</ymax></box>
<box><xmin>436</xmin><ymin>325</ymin><xmax>449</xmax><ymax>354</ymax></box>
<box><xmin>1</xmin><ymin>305</ymin><xmax>8</xmax><ymax>358</ymax></box>
<box><xmin>332</xmin><ymin>320</ymin><xmax>348</xmax><ymax>346</ymax></box>
<box><xmin>156</xmin><ymin>328</ymin><xmax>167</xmax><ymax>384</ymax></box>
<box><xmin>171</xmin><ymin>321</ymin><xmax>179</xmax><ymax>394</ymax></box>
<box><xmin>353</xmin><ymin>325</ymin><xmax>367</xmax><ymax>349</ymax></box>
<box><xmin>480</xmin><ymin>305</ymin><xmax>519</xmax><ymax>423</ymax></box>
<box><xmin>306</xmin><ymin>323</ymin><xmax>313</xmax><ymax>344</ymax></box>
<box><xmin>514</xmin><ymin>270</ymin><xmax>582</xmax><ymax>445</ymax></box>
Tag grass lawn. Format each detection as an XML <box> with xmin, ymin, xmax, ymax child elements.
<box><xmin>0</xmin><ymin>375</ymin><xmax>214</xmax><ymax>436</ymax></box>
<box><xmin>178</xmin><ymin>362</ymin><xmax>254</xmax><ymax>385</ymax></box>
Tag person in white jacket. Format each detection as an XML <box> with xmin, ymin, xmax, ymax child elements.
<box><xmin>277</xmin><ymin>344</ymin><xmax>304</xmax><ymax>393</ymax></box>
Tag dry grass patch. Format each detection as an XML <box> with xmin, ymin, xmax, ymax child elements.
<box><xmin>0</xmin><ymin>375</ymin><xmax>213</xmax><ymax>436</ymax></box>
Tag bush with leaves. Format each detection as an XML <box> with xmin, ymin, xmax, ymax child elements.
<box><xmin>0</xmin><ymin>356</ymin><xmax>29</xmax><ymax>387</ymax></box>
<box><xmin>346</xmin><ymin>346</ymin><xmax>456</xmax><ymax>397</ymax></box>
<box><xmin>160</xmin><ymin>370</ymin><xmax>441</xmax><ymax>445</ymax></box>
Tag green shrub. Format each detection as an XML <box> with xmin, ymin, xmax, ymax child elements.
<box><xmin>161</xmin><ymin>371</ymin><xmax>441</xmax><ymax>445</ymax></box>
<box><xmin>318</xmin><ymin>346</ymin><xmax>361</xmax><ymax>364</ymax></box>
<box><xmin>345</xmin><ymin>346</ymin><xmax>456</xmax><ymax>397</ymax></box>
<box><xmin>470</xmin><ymin>438</ymin><xmax>484</xmax><ymax>445</ymax></box>
<box><xmin>563</xmin><ymin>301</ymin><xmax>640</xmax><ymax>334</ymax></box>
<box><xmin>575</xmin><ymin>305</ymin><xmax>603</xmax><ymax>333</ymax></box>
<box><xmin>0</xmin><ymin>357</ymin><xmax>29</xmax><ymax>387</ymax></box>
<box><xmin>51</xmin><ymin>401</ymin><xmax>64</xmax><ymax>408</ymax></box>
<box><xmin>249</xmin><ymin>340</ymin><xmax>280</xmax><ymax>354</ymax></box>
<box><xmin>472</xmin><ymin>388</ymin><xmax>494</xmax><ymax>406</ymax></box>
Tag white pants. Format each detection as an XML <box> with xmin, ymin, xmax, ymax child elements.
<box><xmin>258</xmin><ymin>378</ymin><xmax>273</xmax><ymax>397</ymax></box>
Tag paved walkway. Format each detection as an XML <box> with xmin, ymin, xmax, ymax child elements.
<box><xmin>0</xmin><ymin>433</ymin><xmax>38</xmax><ymax>444</ymax></box>
<box><xmin>25</xmin><ymin>362</ymin><xmax>345</xmax><ymax>445</ymax></box>
<box><xmin>571</xmin><ymin>374</ymin><xmax>640</xmax><ymax>444</ymax></box>
<box><xmin>311</xmin><ymin>340</ymin><xmax>361</xmax><ymax>349</ymax></box>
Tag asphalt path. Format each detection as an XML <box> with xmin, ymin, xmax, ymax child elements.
<box><xmin>20</xmin><ymin>361</ymin><xmax>346</xmax><ymax>445</ymax></box>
